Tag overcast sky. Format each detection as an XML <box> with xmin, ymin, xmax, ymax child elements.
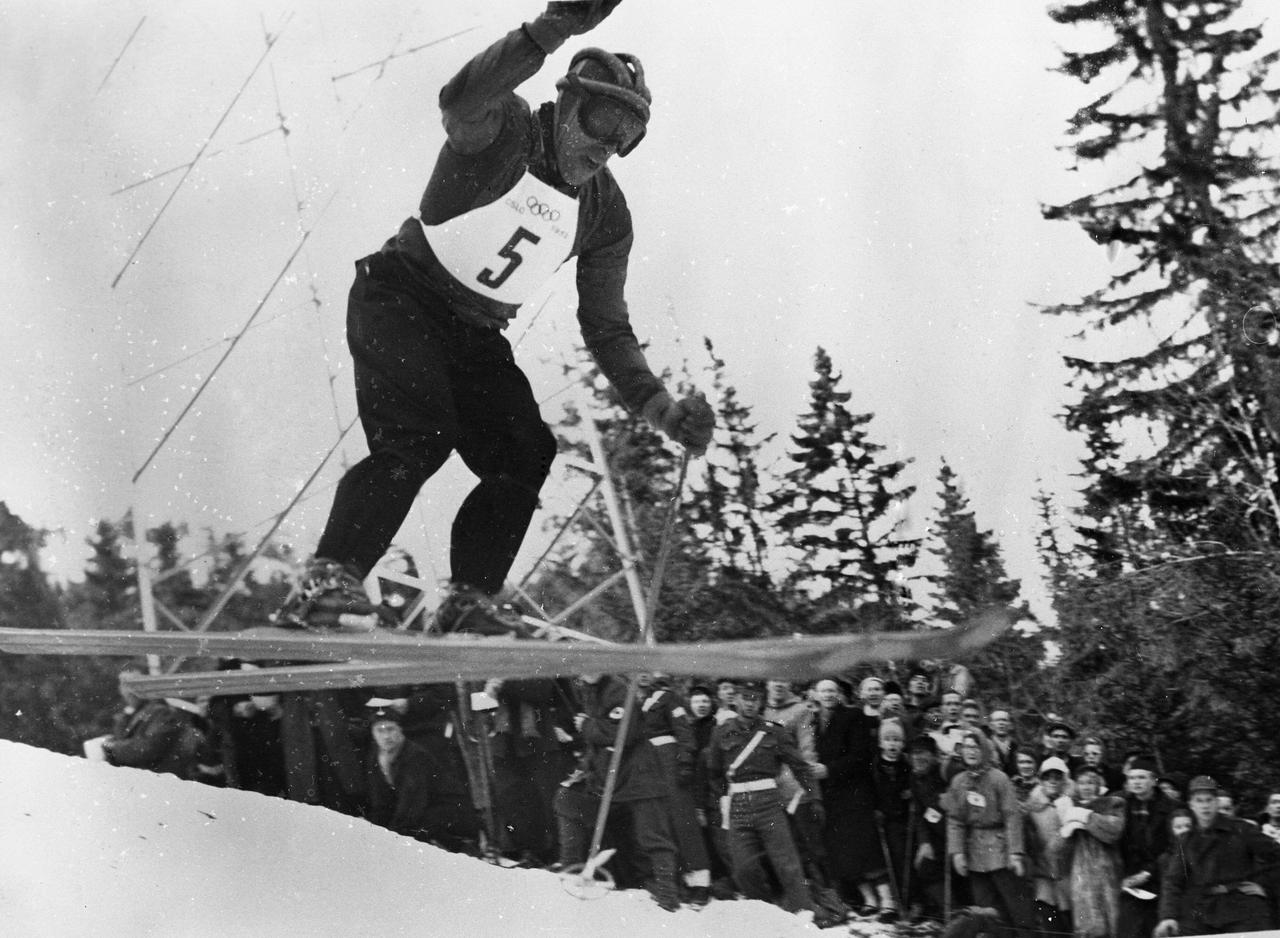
<box><xmin>8</xmin><ymin>0</ymin><xmax>1267</xmax><ymax>620</ymax></box>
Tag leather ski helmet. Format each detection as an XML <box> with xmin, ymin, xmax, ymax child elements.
<box><xmin>555</xmin><ymin>48</ymin><xmax>650</xmax><ymax>156</ymax></box>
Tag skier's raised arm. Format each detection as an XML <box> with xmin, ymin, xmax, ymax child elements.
<box><xmin>441</xmin><ymin>1</ymin><xmax>625</xmax><ymax>153</ymax></box>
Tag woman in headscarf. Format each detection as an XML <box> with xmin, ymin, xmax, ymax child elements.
<box><xmin>1060</xmin><ymin>764</ymin><xmax>1126</xmax><ymax>938</ymax></box>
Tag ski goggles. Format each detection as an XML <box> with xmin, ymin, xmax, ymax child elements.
<box><xmin>567</xmin><ymin>85</ymin><xmax>647</xmax><ymax>157</ymax></box>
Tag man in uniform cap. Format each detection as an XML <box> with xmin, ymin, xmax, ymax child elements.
<box><xmin>364</xmin><ymin>701</ymin><xmax>480</xmax><ymax>852</ymax></box>
<box><xmin>1154</xmin><ymin>775</ymin><xmax>1280</xmax><ymax>936</ymax></box>
<box><xmin>707</xmin><ymin>680</ymin><xmax>835</xmax><ymax>924</ymax></box>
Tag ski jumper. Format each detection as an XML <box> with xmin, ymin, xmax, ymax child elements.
<box><xmin>315</xmin><ymin>20</ymin><xmax>664</xmax><ymax>591</ymax></box>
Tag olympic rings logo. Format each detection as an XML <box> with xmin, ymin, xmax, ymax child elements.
<box><xmin>526</xmin><ymin>196</ymin><xmax>560</xmax><ymax>221</ymax></box>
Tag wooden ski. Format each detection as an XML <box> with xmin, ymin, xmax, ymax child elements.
<box><xmin>0</xmin><ymin>608</ymin><xmax>1013</xmax><ymax>693</ymax></box>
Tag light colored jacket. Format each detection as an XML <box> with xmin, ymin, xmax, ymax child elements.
<box><xmin>945</xmin><ymin>732</ymin><xmax>1025</xmax><ymax>873</ymax></box>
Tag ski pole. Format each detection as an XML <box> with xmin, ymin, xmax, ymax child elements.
<box><xmin>580</xmin><ymin>453</ymin><xmax>689</xmax><ymax>887</ymax></box>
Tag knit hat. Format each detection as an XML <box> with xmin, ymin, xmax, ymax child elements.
<box><xmin>908</xmin><ymin>734</ymin><xmax>939</xmax><ymax>755</ymax></box>
<box><xmin>1128</xmin><ymin>755</ymin><xmax>1159</xmax><ymax>775</ymax></box>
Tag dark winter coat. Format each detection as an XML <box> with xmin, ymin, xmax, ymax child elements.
<box><xmin>1159</xmin><ymin>814</ymin><xmax>1280</xmax><ymax>928</ymax></box>
<box><xmin>1119</xmin><ymin>789</ymin><xmax>1179</xmax><ymax>883</ymax></box>
<box><xmin>814</xmin><ymin>703</ymin><xmax>877</xmax><ymax>880</ymax></box>
<box><xmin>106</xmin><ymin>701</ymin><xmax>201</xmax><ymax>780</ymax></box>
<box><xmin>578</xmin><ymin>677</ymin><xmax>666</xmax><ymax>803</ymax></box>
<box><xmin>366</xmin><ymin>738</ymin><xmax>470</xmax><ymax>843</ymax></box>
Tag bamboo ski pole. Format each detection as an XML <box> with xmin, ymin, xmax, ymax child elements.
<box><xmin>579</xmin><ymin>453</ymin><xmax>689</xmax><ymax>885</ymax></box>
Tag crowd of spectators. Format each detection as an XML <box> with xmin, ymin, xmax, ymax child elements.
<box><xmin>95</xmin><ymin>658</ymin><xmax>1280</xmax><ymax>936</ymax></box>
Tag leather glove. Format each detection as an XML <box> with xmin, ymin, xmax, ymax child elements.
<box><xmin>528</xmin><ymin>1</ymin><xmax>624</xmax><ymax>53</ymax></box>
<box><xmin>642</xmin><ymin>391</ymin><xmax>715</xmax><ymax>455</ymax></box>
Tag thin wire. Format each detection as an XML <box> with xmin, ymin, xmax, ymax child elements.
<box><xmin>112</xmin><ymin>12</ymin><xmax>294</xmax><ymax>288</ymax></box>
<box><xmin>193</xmin><ymin>417</ymin><xmax>359</xmax><ymax>632</ymax></box>
<box><xmin>330</xmin><ymin>26</ymin><xmax>479</xmax><ymax>83</ymax></box>
<box><xmin>97</xmin><ymin>16</ymin><xmax>146</xmax><ymax>95</ymax></box>
<box><xmin>131</xmin><ymin>188</ymin><xmax>339</xmax><ymax>484</ymax></box>
<box><xmin>110</xmin><ymin>127</ymin><xmax>282</xmax><ymax>196</ymax></box>
<box><xmin>267</xmin><ymin>51</ymin><xmax>346</xmax><ymax>441</ymax></box>
<box><xmin>123</xmin><ymin>300</ymin><xmax>311</xmax><ymax>388</ymax></box>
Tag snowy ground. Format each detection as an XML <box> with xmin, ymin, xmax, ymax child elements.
<box><xmin>1</xmin><ymin>740</ymin><xmax>860</xmax><ymax>937</ymax></box>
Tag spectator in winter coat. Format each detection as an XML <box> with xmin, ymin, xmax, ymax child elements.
<box><xmin>1080</xmin><ymin>736</ymin><xmax>1125</xmax><ymax>795</ymax></box>
<box><xmin>987</xmin><ymin>709</ymin><xmax>1021</xmax><ymax>778</ymax></box>
<box><xmin>687</xmin><ymin>684</ymin><xmax>733</xmax><ymax>896</ymax></box>
<box><xmin>907</xmin><ymin>734</ymin><xmax>959</xmax><ymax>919</ymax></box>
<box><xmin>365</xmin><ymin>705</ymin><xmax>479</xmax><ymax>853</ymax></box>
<box><xmin>223</xmin><ymin>692</ymin><xmax>287</xmax><ymax>797</ymax></box>
<box><xmin>1024</xmin><ymin>756</ymin><xmax>1074</xmax><ymax>935</ymax></box>
<box><xmin>714</xmin><ymin>678</ymin><xmax>739</xmax><ymax>725</ymax></box>
<box><xmin>932</xmin><ymin>691</ymin><xmax>967</xmax><ymax>766</ymax></box>
<box><xmin>100</xmin><ymin>663</ymin><xmax>202</xmax><ymax>781</ymax></box>
<box><xmin>1010</xmin><ymin>751</ymin><xmax>1040</xmax><ymax>805</ymax></box>
<box><xmin>637</xmin><ymin>672</ymin><xmax>710</xmax><ymax>904</ymax></box>
<box><xmin>1156</xmin><ymin>775</ymin><xmax>1280</xmax><ymax>936</ymax></box>
<box><xmin>577</xmin><ymin>675</ymin><xmax>682</xmax><ymax>911</ymax></box>
<box><xmin>764</xmin><ymin>679</ymin><xmax>831</xmax><ymax>891</ymax></box>
<box><xmin>484</xmin><ymin>676</ymin><xmax>578</xmax><ymax>865</ymax></box>
<box><xmin>946</xmin><ymin>728</ymin><xmax>1038</xmax><ymax>938</ymax></box>
<box><xmin>868</xmin><ymin>718</ymin><xmax>912</xmax><ymax>922</ymax></box>
<box><xmin>902</xmin><ymin>667</ymin><xmax>935</xmax><ymax>738</ymax></box>
<box><xmin>279</xmin><ymin>688</ymin><xmax>369</xmax><ymax>817</ymax></box>
<box><xmin>1033</xmin><ymin>719</ymin><xmax>1083</xmax><ymax>777</ymax></box>
<box><xmin>1260</xmin><ymin>793</ymin><xmax>1280</xmax><ymax>844</ymax></box>
<box><xmin>1061</xmin><ymin>765</ymin><xmax>1126</xmax><ymax>938</ymax></box>
<box><xmin>391</xmin><ymin>683</ymin><xmax>475</xmax><ymax>818</ymax></box>
<box><xmin>1117</xmin><ymin>755</ymin><xmax>1179</xmax><ymax>938</ymax></box>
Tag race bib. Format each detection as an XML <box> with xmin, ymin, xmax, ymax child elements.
<box><xmin>967</xmin><ymin>792</ymin><xmax>987</xmax><ymax>809</ymax></box>
<box><xmin>421</xmin><ymin>171</ymin><xmax>578</xmax><ymax>305</ymax></box>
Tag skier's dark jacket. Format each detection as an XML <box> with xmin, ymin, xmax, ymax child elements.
<box><xmin>382</xmin><ymin>18</ymin><xmax>664</xmax><ymax>415</ymax></box>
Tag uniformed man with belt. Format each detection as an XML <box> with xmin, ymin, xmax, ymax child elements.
<box><xmin>637</xmin><ymin>672</ymin><xmax>712</xmax><ymax>905</ymax></box>
<box><xmin>1156</xmin><ymin>774</ymin><xmax>1280</xmax><ymax>936</ymax></box>
<box><xmin>706</xmin><ymin>679</ymin><xmax>824</xmax><ymax>921</ymax></box>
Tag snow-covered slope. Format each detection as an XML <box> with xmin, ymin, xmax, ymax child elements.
<box><xmin>0</xmin><ymin>740</ymin><xmax>830</xmax><ymax>937</ymax></box>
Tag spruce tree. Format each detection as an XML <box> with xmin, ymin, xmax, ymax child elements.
<box><xmin>767</xmin><ymin>347</ymin><xmax>920</xmax><ymax>629</ymax></box>
<box><xmin>0</xmin><ymin>504</ymin><xmax>116</xmax><ymax>754</ymax></box>
<box><xmin>923</xmin><ymin>461</ymin><xmax>1049</xmax><ymax>710</ymax></box>
<box><xmin>81</xmin><ymin>516</ymin><xmax>137</xmax><ymax>620</ymax></box>
<box><xmin>682</xmin><ymin>338</ymin><xmax>774</xmax><ymax>585</ymax></box>
<box><xmin>1045</xmin><ymin>0</ymin><xmax>1280</xmax><ymax>547</ymax></box>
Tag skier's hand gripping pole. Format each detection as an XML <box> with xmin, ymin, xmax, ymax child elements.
<box><xmin>642</xmin><ymin>391</ymin><xmax>715</xmax><ymax>456</ymax></box>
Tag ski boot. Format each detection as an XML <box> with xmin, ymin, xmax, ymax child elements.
<box><xmin>431</xmin><ymin>584</ymin><xmax>534</xmax><ymax>637</ymax></box>
<box><xmin>272</xmin><ymin>558</ymin><xmax>388</xmax><ymax>631</ymax></box>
